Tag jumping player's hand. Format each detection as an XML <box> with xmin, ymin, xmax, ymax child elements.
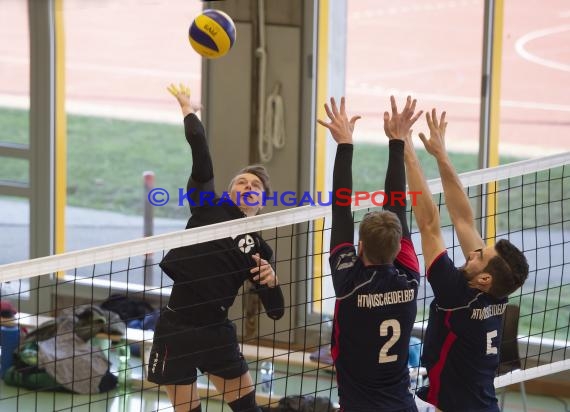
<box><xmin>167</xmin><ymin>83</ymin><xmax>201</xmax><ymax>117</ymax></box>
<box><xmin>418</xmin><ymin>109</ymin><xmax>448</xmax><ymax>160</ymax></box>
<box><xmin>318</xmin><ymin>96</ymin><xmax>361</xmax><ymax>145</ymax></box>
<box><xmin>383</xmin><ymin>95</ymin><xmax>423</xmax><ymax>141</ymax></box>
<box><xmin>250</xmin><ymin>253</ymin><xmax>278</xmax><ymax>288</ymax></box>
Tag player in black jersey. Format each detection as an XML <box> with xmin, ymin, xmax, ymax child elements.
<box><xmin>147</xmin><ymin>84</ymin><xmax>285</xmax><ymax>412</ymax></box>
<box><xmin>318</xmin><ymin>96</ymin><xmax>422</xmax><ymax>412</ymax></box>
<box><xmin>403</xmin><ymin>106</ymin><xmax>529</xmax><ymax>411</ymax></box>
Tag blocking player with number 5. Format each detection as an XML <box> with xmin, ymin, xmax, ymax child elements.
<box><xmin>318</xmin><ymin>96</ymin><xmax>422</xmax><ymax>412</ymax></box>
<box><xmin>403</xmin><ymin>107</ymin><xmax>529</xmax><ymax>411</ymax></box>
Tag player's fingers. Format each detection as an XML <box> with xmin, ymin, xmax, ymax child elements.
<box><xmin>432</xmin><ymin>108</ymin><xmax>439</xmax><ymax>129</ymax></box>
<box><xmin>167</xmin><ymin>84</ymin><xmax>178</xmax><ymax>96</ymax></box>
<box><xmin>440</xmin><ymin>111</ymin><xmax>447</xmax><ymax>130</ymax></box>
<box><xmin>383</xmin><ymin>112</ymin><xmax>391</xmax><ymax>136</ymax></box>
<box><xmin>253</xmin><ymin>254</ymin><xmax>270</xmax><ymax>267</ymax></box>
<box><xmin>254</xmin><ymin>268</ymin><xmax>268</xmax><ymax>280</ymax></box>
<box><xmin>317</xmin><ymin>119</ymin><xmax>332</xmax><ymax>130</ymax></box>
<box><xmin>349</xmin><ymin>115</ymin><xmax>361</xmax><ymax>126</ymax></box>
<box><xmin>418</xmin><ymin>132</ymin><xmax>428</xmax><ymax>147</ymax></box>
<box><xmin>330</xmin><ymin>97</ymin><xmax>340</xmax><ymax>117</ymax></box>
<box><xmin>323</xmin><ymin>102</ymin><xmax>334</xmax><ymax>120</ymax></box>
<box><xmin>258</xmin><ymin>272</ymin><xmax>272</xmax><ymax>284</ymax></box>
<box><xmin>390</xmin><ymin>95</ymin><xmax>398</xmax><ymax>116</ymax></box>
<box><xmin>410</xmin><ymin>110</ymin><xmax>423</xmax><ymax>125</ymax></box>
<box><xmin>409</xmin><ymin>98</ymin><xmax>417</xmax><ymax>116</ymax></box>
<box><xmin>340</xmin><ymin>96</ymin><xmax>346</xmax><ymax>116</ymax></box>
<box><xmin>403</xmin><ymin>95</ymin><xmax>412</xmax><ymax>114</ymax></box>
<box><xmin>426</xmin><ymin>111</ymin><xmax>432</xmax><ymax>129</ymax></box>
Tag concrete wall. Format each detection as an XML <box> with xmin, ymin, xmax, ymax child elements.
<box><xmin>202</xmin><ymin>0</ymin><xmax>314</xmax><ymax>343</ymax></box>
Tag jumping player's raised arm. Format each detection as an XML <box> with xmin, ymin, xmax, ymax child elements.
<box><xmin>403</xmin><ymin>113</ymin><xmax>447</xmax><ymax>271</ymax></box>
<box><xmin>317</xmin><ymin>97</ymin><xmax>361</xmax><ymax>253</ymax></box>
<box><xmin>167</xmin><ymin>84</ymin><xmax>214</xmax><ymax>208</ymax></box>
<box><xmin>330</xmin><ymin>141</ymin><xmax>354</xmax><ymax>251</ymax></box>
<box><xmin>418</xmin><ymin>109</ymin><xmax>485</xmax><ymax>258</ymax></box>
<box><xmin>382</xmin><ymin>96</ymin><xmax>422</xmax><ymax>274</ymax></box>
<box><xmin>383</xmin><ymin>140</ymin><xmax>409</xmax><ymax>237</ymax></box>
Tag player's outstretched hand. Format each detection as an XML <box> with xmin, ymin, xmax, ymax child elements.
<box><xmin>383</xmin><ymin>95</ymin><xmax>423</xmax><ymax>141</ymax></box>
<box><xmin>418</xmin><ymin>109</ymin><xmax>448</xmax><ymax>160</ymax></box>
<box><xmin>167</xmin><ymin>83</ymin><xmax>201</xmax><ymax>117</ymax></box>
<box><xmin>317</xmin><ymin>96</ymin><xmax>361</xmax><ymax>145</ymax></box>
<box><xmin>250</xmin><ymin>253</ymin><xmax>278</xmax><ymax>288</ymax></box>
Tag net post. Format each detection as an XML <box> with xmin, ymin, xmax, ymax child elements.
<box><xmin>477</xmin><ymin>0</ymin><xmax>504</xmax><ymax>241</ymax></box>
<box><xmin>143</xmin><ymin>171</ymin><xmax>156</xmax><ymax>286</ymax></box>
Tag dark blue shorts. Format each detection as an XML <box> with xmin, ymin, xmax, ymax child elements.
<box><xmin>146</xmin><ymin>308</ymin><xmax>248</xmax><ymax>385</ymax></box>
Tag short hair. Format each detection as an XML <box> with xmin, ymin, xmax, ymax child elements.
<box><xmin>358</xmin><ymin>211</ymin><xmax>402</xmax><ymax>264</ymax></box>
<box><xmin>228</xmin><ymin>164</ymin><xmax>272</xmax><ymax>195</ymax></box>
<box><xmin>485</xmin><ymin>239</ymin><xmax>529</xmax><ymax>299</ymax></box>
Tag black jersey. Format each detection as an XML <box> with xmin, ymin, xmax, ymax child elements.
<box><xmin>329</xmin><ymin>141</ymin><xmax>419</xmax><ymax>412</ymax></box>
<box><xmin>418</xmin><ymin>251</ymin><xmax>507</xmax><ymax>412</ymax></box>
<box><xmin>159</xmin><ymin>114</ymin><xmax>284</xmax><ymax>324</ymax></box>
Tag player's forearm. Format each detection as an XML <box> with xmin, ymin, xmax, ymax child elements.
<box><xmin>384</xmin><ymin>140</ymin><xmax>410</xmax><ymax>238</ymax></box>
<box><xmin>256</xmin><ymin>283</ymin><xmax>285</xmax><ymax>320</ymax></box>
<box><xmin>331</xmin><ymin>144</ymin><xmax>355</xmax><ymax>249</ymax></box>
<box><xmin>405</xmin><ymin>146</ymin><xmax>439</xmax><ymax>232</ymax></box>
<box><xmin>436</xmin><ymin>155</ymin><xmax>475</xmax><ymax>226</ymax></box>
<box><xmin>179</xmin><ymin>104</ymin><xmax>194</xmax><ymax>118</ymax></box>
<box><xmin>184</xmin><ymin>114</ymin><xmax>214</xmax><ymax>183</ymax></box>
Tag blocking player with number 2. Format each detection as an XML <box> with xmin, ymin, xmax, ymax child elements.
<box><xmin>319</xmin><ymin>96</ymin><xmax>422</xmax><ymax>412</ymax></box>
<box><xmin>403</xmin><ymin>107</ymin><xmax>529</xmax><ymax>411</ymax></box>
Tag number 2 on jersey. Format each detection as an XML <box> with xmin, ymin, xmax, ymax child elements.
<box><xmin>379</xmin><ymin>319</ymin><xmax>401</xmax><ymax>363</ymax></box>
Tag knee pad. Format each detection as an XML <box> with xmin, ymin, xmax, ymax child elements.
<box><xmin>228</xmin><ymin>390</ymin><xmax>260</xmax><ymax>412</ymax></box>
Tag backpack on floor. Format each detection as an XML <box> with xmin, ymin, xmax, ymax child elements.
<box><xmin>274</xmin><ymin>395</ymin><xmax>336</xmax><ymax>412</ymax></box>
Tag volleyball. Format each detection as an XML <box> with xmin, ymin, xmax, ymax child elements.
<box><xmin>189</xmin><ymin>9</ymin><xmax>236</xmax><ymax>59</ymax></box>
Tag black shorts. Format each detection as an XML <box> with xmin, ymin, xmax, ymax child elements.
<box><xmin>146</xmin><ymin>308</ymin><xmax>249</xmax><ymax>385</ymax></box>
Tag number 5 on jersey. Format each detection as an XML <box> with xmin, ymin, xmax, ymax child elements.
<box><xmin>486</xmin><ymin>330</ymin><xmax>498</xmax><ymax>355</ymax></box>
<box><xmin>379</xmin><ymin>319</ymin><xmax>401</xmax><ymax>363</ymax></box>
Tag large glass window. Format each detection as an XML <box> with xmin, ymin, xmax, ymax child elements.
<box><xmin>318</xmin><ymin>1</ymin><xmax>570</xmax><ymax>317</ymax></box>
<box><xmin>319</xmin><ymin>0</ymin><xmax>486</xmax><ymax>316</ymax></box>
<box><xmin>347</xmin><ymin>0</ymin><xmax>485</xmax><ymax>181</ymax></box>
<box><xmin>500</xmin><ymin>0</ymin><xmax>570</xmax><ymax>157</ymax></box>
<box><xmin>0</xmin><ymin>1</ymin><xmax>30</xmax><ymax>265</ymax></box>
<box><xmin>63</xmin><ymin>0</ymin><xmax>203</xmax><ymax>254</ymax></box>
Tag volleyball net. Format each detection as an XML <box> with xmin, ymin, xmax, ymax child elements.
<box><xmin>0</xmin><ymin>151</ymin><xmax>569</xmax><ymax>411</ymax></box>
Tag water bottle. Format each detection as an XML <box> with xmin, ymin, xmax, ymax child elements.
<box><xmin>259</xmin><ymin>361</ymin><xmax>274</xmax><ymax>394</ymax></box>
<box><xmin>0</xmin><ymin>326</ymin><xmax>20</xmax><ymax>379</ymax></box>
<box><xmin>117</xmin><ymin>342</ymin><xmax>131</xmax><ymax>392</ymax></box>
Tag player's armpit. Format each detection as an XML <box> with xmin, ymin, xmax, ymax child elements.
<box><xmin>420</xmin><ymin>229</ymin><xmax>447</xmax><ymax>270</ymax></box>
<box><xmin>395</xmin><ymin>238</ymin><xmax>420</xmax><ymax>274</ymax></box>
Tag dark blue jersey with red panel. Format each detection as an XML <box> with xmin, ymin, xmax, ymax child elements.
<box><xmin>418</xmin><ymin>251</ymin><xmax>507</xmax><ymax>412</ymax></box>
<box><xmin>329</xmin><ymin>141</ymin><xmax>419</xmax><ymax>412</ymax></box>
<box><xmin>330</xmin><ymin>239</ymin><xmax>419</xmax><ymax>412</ymax></box>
